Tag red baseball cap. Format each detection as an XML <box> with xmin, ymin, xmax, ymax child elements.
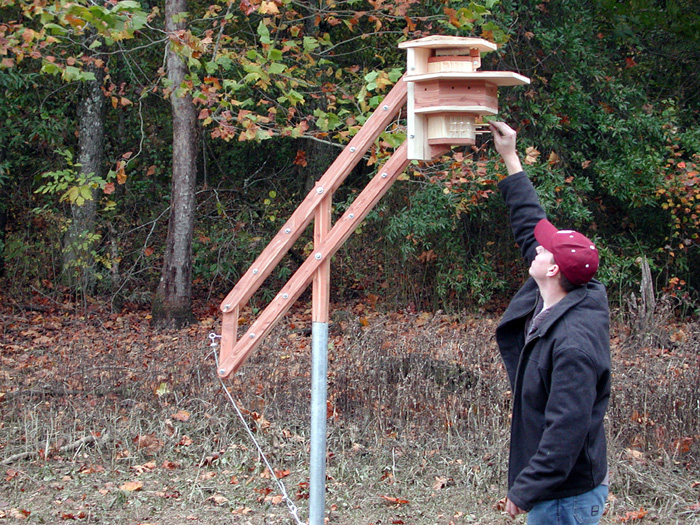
<box><xmin>534</xmin><ymin>219</ymin><xmax>599</xmax><ymax>286</ymax></box>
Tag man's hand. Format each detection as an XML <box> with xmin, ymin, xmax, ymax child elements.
<box><xmin>505</xmin><ymin>497</ymin><xmax>526</xmax><ymax>519</ymax></box>
<box><xmin>489</xmin><ymin>121</ymin><xmax>523</xmax><ymax>176</ymax></box>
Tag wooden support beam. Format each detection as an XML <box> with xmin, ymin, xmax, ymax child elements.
<box><xmin>219</xmin><ymin>78</ymin><xmax>407</xmax><ymax>314</ymax></box>
<box><xmin>217</xmin><ymin>143</ymin><xmax>411</xmax><ymax>377</ymax></box>
<box><xmin>219</xmin><ymin>306</ymin><xmax>238</xmax><ymax>365</ymax></box>
<box><xmin>312</xmin><ymin>195</ymin><xmax>332</xmax><ymax>324</ymax></box>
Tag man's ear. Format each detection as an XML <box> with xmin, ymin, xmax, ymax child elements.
<box><xmin>546</xmin><ymin>263</ymin><xmax>560</xmax><ymax>278</ymax></box>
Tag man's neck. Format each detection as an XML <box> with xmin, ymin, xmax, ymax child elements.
<box><xmin>538</xmin><ymin>282</ymin><xmax>568</xmax><ymax>310</ymax></box>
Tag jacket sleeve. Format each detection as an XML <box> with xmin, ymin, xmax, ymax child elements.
<box><xmin>506</xmin><ymin>345</ymin><xmax>599</xmax><ymax>511</ymax></box>
<box><xmin>497</xmin><ymin>171</ymin><xmax>547</xmax><ymax>265</ymax></box>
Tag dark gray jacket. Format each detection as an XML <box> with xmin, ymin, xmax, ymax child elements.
<box><xmin>496</xmin><ymin>171</ymin><xmax>611</xmax><ymax>511</ymax></box>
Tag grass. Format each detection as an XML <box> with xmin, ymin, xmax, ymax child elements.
<box><xmin>1</xmin><ymin>302</ymin><xmax>699</xmax><ymax>524</ymax></box>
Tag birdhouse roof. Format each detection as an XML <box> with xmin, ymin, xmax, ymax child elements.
<box><xmin>398</xmin><ymin>35</ymin><xmax>498</xmax><ymax>54</ymax></box>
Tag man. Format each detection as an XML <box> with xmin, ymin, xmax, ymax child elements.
<box><xmin>489</xmin><ymin>121</ymin><xmax>611</xmax><ymax>524</ymax></box>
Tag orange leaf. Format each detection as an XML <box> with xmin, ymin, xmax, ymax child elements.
<box><xmin>116</xmin><ymin>168</ymin><xmax>127</xmax><ymax>185</ymax></box>
<box><xmin>618</xmin><ymin>508</ymin><xmax>648</xmax><ymax>521</ymax></box>
<box><xmin>104</xmin><ymin>182</ymin><xmax>115</xmax><ymax>195</ymax></box>
<box><xmin>293</xmin><ymin>150</ymin><xmax>308</xmax><ymax>167</ymax></box>
<box><xmin>120</xmin><ymin>480</ymin><xmax>143</xmax><ymax>492</ymax></box>
<box><xmin>172</xmin><ymin>410</ymin><xmax>190</xmax><ymax>422</ymax></box>
<box><xmin>5</xmin><ymin>469</ymin><xmax>20</xmax><ymax>482</ymax></box>
<box><xmin>380</xmin><ymin>495</ymin><xmax>409</xmax><ymax>505</ymax></box>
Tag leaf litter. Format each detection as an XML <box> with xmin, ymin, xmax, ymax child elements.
<box><xmin>0</xmin><ymin>295</ymin><xmax>699</xmax><ymax>523</ymax></box>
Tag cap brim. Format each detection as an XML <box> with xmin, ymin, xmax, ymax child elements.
<box><xmin>534</xmin><ymin>219</ymin><xmax>557</xmax><ymax>252</ymax></box>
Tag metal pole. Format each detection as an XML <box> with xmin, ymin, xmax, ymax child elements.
<box><xmin>309</xmin><ymin>321</ymin><xmax>329</xmax><ymax>525</ymax></box>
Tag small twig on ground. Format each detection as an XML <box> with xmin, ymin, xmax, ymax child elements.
<box><xmin>2</xmin><ymin>432</ymin><xmax>112</xmax><ymax>465</ymax></box>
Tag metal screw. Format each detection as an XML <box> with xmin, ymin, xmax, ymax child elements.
<box><xmin>383</xmin><ymin>105</ymin><xmax>389</xmax><ymax>111</ymax></box>
<box><xmin>315</xmin><ymin>253</ymin><xmax>322</xmax><ymax>260</ymax></box>
<box><xmin>249</xmin><ymin>333</ymin><xmax>255</xmax><ymax>339</ymax></box>
<box><xmin>317</xmin><ymin>187</ymin><xmax>324</xmax><ymax>194</ymax></box>
<box><xmin>223</xmin><ymin>304</ymin><xmax>231</xmax><ymax>311</ymax></box>
<box><xmin>252</xmin><ymin>268</ymin><xmax>259</xmax><ymax>275</ymax></box>
<box><xmin>350</xmin><ymin>146</ymin><xmax>356</xmax><ymax>152</ymax></box>
<box><xmin>381</xmin><ymin>172</ymin><xmax>388</xmax><ymax>178</ymax></box>
<box><xmin>348</xmin><ymin>213</ymin><xmax>355</xmax><ymax>219</ymax></box>
<box><xmin>409</xmin><ymin>134</ymin><xmax>415</xmax><ymax>139</ymax></box>
<box><xmin>284</xmin><ymin>228</ymin><xmax>291</xmax><ymax>234</ymax></box>
<box><xmin>219</xmin><ymin>369</ymin><xmax>226</xmax><ymax>375</ymax></box>
<box><xmin>282</xmin><ymin>293</ymin><xmax>289</xmax><ymax>299</ymax></box>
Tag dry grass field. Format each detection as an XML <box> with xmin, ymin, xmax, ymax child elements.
<box><xmin>1</xmin><ymin>298</ymin><xmax>699</xmax><ymax>524</ymax></box>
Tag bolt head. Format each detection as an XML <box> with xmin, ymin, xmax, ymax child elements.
<box><xmin>219</xmin><ymin>369</ymin><xmax>226</xmax><ymax>375</ymax></box>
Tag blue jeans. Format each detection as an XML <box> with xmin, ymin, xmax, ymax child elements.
<box><xmin>527</xmin><ymin>484</ymin><xmax>608</xmax><ymax>525</ymax></box>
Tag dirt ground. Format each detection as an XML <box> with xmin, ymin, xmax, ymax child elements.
<box><xmin>1</xmin><ymin>298</ymin><xmax>699</xmax><ymax>524</ymax></box>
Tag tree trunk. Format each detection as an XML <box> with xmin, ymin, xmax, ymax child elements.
<box><xmin>62</xmin><ymin>56</ymin><xmax>106</xmax><ymax>293</ymax></box>
<box><xmin>151</xmin><ymin>0</ymin><xmax>198</xmax><ymax>327</ymax></box>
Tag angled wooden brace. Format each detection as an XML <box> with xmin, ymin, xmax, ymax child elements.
<box><xmin>217</xmin><ymin>143</ymin><xmax>412</xmax><ymax>377</ymax></box>
<box><xmin>216</xmin><ymin>78</ymin><xmax>409</xmax><ymax>377</ymax></box>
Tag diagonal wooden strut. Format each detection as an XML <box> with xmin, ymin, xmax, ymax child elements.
<box><xmin>217</xmin><ymin>80</ymin><xmax>409</xmax><ymax>377</ymax></box>
<box><xmin>218</xmin><ymin>142</ymin><xmax>411</xmax><ymax>377</ymax></box>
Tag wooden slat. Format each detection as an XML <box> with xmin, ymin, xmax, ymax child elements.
<box><xmin>398</xmin><ymin>36</ymin><xmax>497</xmax><ymax>54</ymax></box>
<box><xmin>219</xmin><ymin>78</ymin><xmax>408</xmax><ymax>313</ymax></box>
<box><xmin>405</xmin><ymin>71</ymin><xmax>530</xmax><ymax>86</ymax></box>
<box><xmin>218</xmin><ymin>306</ymin><xmax>238</xmax><ymax>369</ymax></box>
<box><xmin>218</xmin><ymin>143</ymin><xmax>411</xmax><ymax>377</ymax></box>
<box><xmin>312</xmin><ymin>195</ymin><xmax>332</xmax><ymax>324</ymax></box>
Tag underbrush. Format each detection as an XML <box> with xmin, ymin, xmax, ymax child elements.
<box><xmin>1</xmin><ymin>303</ymin><xmax>699</xmax><ymax>523</ymax></box>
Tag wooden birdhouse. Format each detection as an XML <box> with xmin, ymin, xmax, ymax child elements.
<box><xmin>399</xmin><ymin>35</ymin><xmax>530</xmax><ymax>160</ymax></box>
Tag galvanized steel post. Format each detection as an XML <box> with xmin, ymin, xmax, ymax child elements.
<box><xmin>309</xmin><ymin>322</ymin><xmax>329</xmax><ymax>524</ymax></box>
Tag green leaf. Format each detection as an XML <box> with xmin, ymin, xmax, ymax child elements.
<box><xmin>303</xmin><ymin>36</ymin><xmax>319</xmax><ymax>52</ymax></box>
<box><xmin>257</xmin><ymin>20</ymin><xmax>271</xmax><ymax>44</ymax></box>
<box><xmin>268</xmin><ymin>62</ymin><xmax>286</xmax><ymax>75</ymax></box>
<box><xmin>268</xmin><ymin>48</ymin><xmax>283</xmax><ymax>62</ymax></box>
<box><xmin>41</xmin><ymin>62</ymin><xmax>62</xmax><ymax>76</ymax></box>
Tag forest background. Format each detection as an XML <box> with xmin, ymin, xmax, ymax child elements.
<box><xmin>0</xmin><ymin>0</ymin><xmax>699</xmax><ymax>319</ymax></box>
<box><xmin>1</xmin><ymin>0</ymin><xmax>700</xmax><ymax>523</ymax></box>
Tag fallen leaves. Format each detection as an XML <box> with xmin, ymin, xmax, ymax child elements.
<box><xmin>119</xmin><ymin>480</ymin><xmax>143</xmax><ymax>492</ymax></box>
<box><xmin>4</xmin><ymin>508</ymin><xmax>31</xmax><ymax>520</ymax></box>
<box><xmin>617</xmin><ymin>508</ymin><xmax>648</xmax><ymax>521</ymax></box>
<box><xmin>380</xmin><ymin>495</ymin><xmax>409</xmax><ymax>506</ymax></box>
<box><xmin>171</xmin><ymin>409</ymin><xmax>190</xmax><ymax>422</ymax></box>
<box><xmin>133</xmin><ymin>433</ymin><xmax>164</xmax><ymax>456</ymax></box>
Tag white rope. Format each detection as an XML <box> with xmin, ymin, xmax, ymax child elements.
<box><xmin>209</xmin><ymin>333</ymin><xmax>304</xmax><ymax>525</ymax></box>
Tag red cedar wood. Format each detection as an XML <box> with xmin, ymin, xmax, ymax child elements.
<box><xmin>219</xmin><ymin>78</ymin><xmax>408</xmax><ymax>312</ymax></box>
<box><xmin>216</xmin><ymin>79</ymin><xmax>408</xmax><ymax>364</ymax></box>
<box><xmin>218</xmin><ymin>143</ymin><xmax>411</xmax><ymax>376</ymax></box>
<box><xmin>312</xmin><ymin>195</ymin><xmax>332</xmax><ymax>324</ymax></box>
<box><xmin>413</xmin><ymin>80</ymin><xmax>498</xmax><ymax>111</ymax></box>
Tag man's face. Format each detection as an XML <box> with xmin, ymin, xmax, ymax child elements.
<box><xmin>529</xmin><ymin>244</ymin><xmax>556</xmax><ymax>281</ymax></box>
